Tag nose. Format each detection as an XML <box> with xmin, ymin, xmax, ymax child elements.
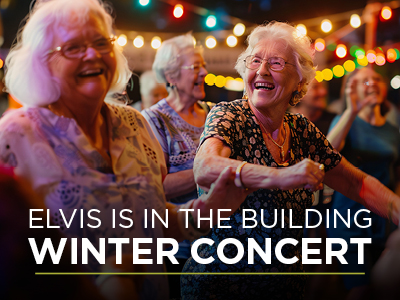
<box><xmin>199</xmin><ymin>64</ymin><xmax>208</xmax><ymax>76</ymax></box>
<box><xmin>82</xmin><ymin>46</ymin><xmax>102</xmax><ymax>60</ymax></box>
<box><xmin>257</xmin><ymin>60</ymin><xmax>271</xmax><ymax>76</ymax></box>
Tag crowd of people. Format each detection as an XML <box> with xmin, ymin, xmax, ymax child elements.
<box><xmin>1</xmin><ymin>0</ymin><xmax>400</xmax><ymax>300</ymax></box>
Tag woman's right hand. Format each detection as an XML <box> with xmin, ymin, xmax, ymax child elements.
<box><xmin>277</xmin><ymin>158</ymin><xmax>325</xmax><ymax>192</ymax></box>
<box><xmin>345</xmin><ymin>78</ymin><xmax>376</xmax><ymax>115</ymax></box>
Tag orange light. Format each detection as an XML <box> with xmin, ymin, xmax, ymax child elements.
<box><xmin>381</xmin><ymin>6</ymin><xmax>392</xmax><ymax>20</ymax></box>
<box><xmin>366</xmin><ymin>50</ymin><xmax>376</xmax><ymax>63</ymax></box>
<box><xmin>173</xmin><ymin>4</ymin><xmax>184</xmax><ymax>18</ymax></box>
<box><xmin>0</xmin><ymin>58</ymin><xmax>3</xmax><ymax>69</ymax></box>
<box><xmin>314</xmin><ymin>38</ymin><xmax>325</xmax><ymax>52</ymax></box>
<box><xmin>376</xmin><ymin>53</ymin><xmax>386</xmax><ymax>66</ymax></box>
<box><xmin>387</xmin><ymin>48</ymin><xmax>397</xmax><ymax>63</ymax></box>
<box><xmin>336</xmin><ymin>44</ymin><xmax>347</xmax><ymax>58</ymax></box>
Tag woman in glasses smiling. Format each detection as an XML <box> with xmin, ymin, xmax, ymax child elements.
<box><xmin>181</xmin><ymin>21</ymin><xmax>400</xmax><ymax>300</ymax></box>
<box><xmin>1</xmin><ymin>0</ymin><xmax>249</xmax><ymax>299</ymax></box>
<box><xmin>141</xmin><ymin>33</ymin><xmax>214</xmax><ymax>299</ymax></box>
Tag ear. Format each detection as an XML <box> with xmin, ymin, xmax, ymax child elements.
<box><xmin>165</xmin><ymin>73</ymin><xmax>175</xmax><ymax>86</ymax></box>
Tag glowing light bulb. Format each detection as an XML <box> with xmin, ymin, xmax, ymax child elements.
<box><xmin>296</xmin><ymin>24</ymin><xmax>307</xmax><ymax>37</ymax></box>
<box><xmin>205</xmin><ymin>36</ymin><xmax>217</xmax><ymax>49</ymax></box>
<box><xmin>117</xmin><ymin>34</ymin><xmax>127</xmax><ymax>47</ymax></box>
<box><xmin>151</xmin><ymin>36</ymin><xmax>162</xmax><ymax>49</ymax></box>
<box><xmin>381</xmin><ymin>6</ymin><xmax>392</xmax><ymax>20</ymax></box>
<box><xmin>133</xmin><ymin>36</ymin><xmax>144</xmax><ymax>48</ymax></box>
<box><xmin>173</xmin><ymin>4</ymin><xmax>184</xmax><ymax>18</ymax></box>
<box><xmin>343</xmin><ymin>60</ymin><xmax>356</xmax><ymax>72</ymax></box>
<box><xmin>322</xmin><ymin>68</ymin><xmax>333</xmax><ymax>81</ymax></box>
<box><xmin>314</xmin><ymin>38</ymin><xmax>325</xmax><ymax>52</ymax></box>
<box><xmin>336</xmin><ymin>44</ymin><xmax>347</xmax><ymax>58</ymax></box>
<box><xmin>390</xmin><ymin>75</ymin><xmax>400</xmax><ymax>89</ymax></box>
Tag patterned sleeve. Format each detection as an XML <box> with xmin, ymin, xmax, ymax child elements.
<box><xmin>199</xmin><ymin>102</ymin><xmax>241</xmax><ymax>155</ymax></box>
<box><xmin>141</xmin><ymin>108</ymin><xmax>169</xmax><ymax>154</ymax></box>
<box><xmin>294</xmin><ymin>114</ymin><xmax>342</xmax><ymax>172</ymax></box>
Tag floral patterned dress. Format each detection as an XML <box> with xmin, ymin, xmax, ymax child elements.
<box><xmin>0</xmin><ymin>103</ymin><xmax>169</xmax><ymax>300</ymax></box>
<box><xmin>181</xmin><ymin>99</ymin><xmax>342</xmax><ymax>300</ymax></box>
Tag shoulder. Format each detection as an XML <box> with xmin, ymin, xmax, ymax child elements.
<box><xmin>0</xmin><ymin>107</ymin><xmax>38</xmax><ymax>134</ymax></box>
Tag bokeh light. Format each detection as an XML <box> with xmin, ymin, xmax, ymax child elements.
<box><xmin>296</xmin><ymin>24</ymin><xmax>307</xmax><ymax>37</ymax></box>
<box><xmin>205</xmin><ymin>74</ymin><xmax>216</xmax><ymax>86</ymax></box>
<box><xmin>322</xmin><ymin>68</ymin><xmax>333</xmax><ymax>81</ymax></box>
<box><xmin>336</xmin><ymin>44</ymin><xmax>347</xmax><ymax>58</ymax></box>
<box><xmin>387</xmin><ymin>49</ymin><xmax>397</xmax><ymax>63</ymax></box>
<box><xmin>315</xmin><ymin>71</ymin><xmax>324</xmax><ymax>82</ymax></box>
<box><xmin>173</xmin><ymin>4</ymin><xmax>184</xmax><ymax>18</ymax></box>
<box><xmin>355</xmin><ymin>49</ymin><xmax>365</xmax><ymax>58</ymax></box>
<box><xmin>215</xmin><ymin>75</ymin><xmax>227</xmax><ymax>88</ymax></box>
<box><xmin>151</xmin><ymin>36</ymin><xmax>162</xmax><ymax>49</ymax></box>
<box><xmin>117</xmin><ymin>34</ymin><xmax>127</xmax><ymax>46</ymax></box>
<box><xmin>205</xmin><ymin>36</ymin><xmax>217</xmax><ymax>49</ymax></box>
<box><xmin>350</xmin><ymin>14</ymin><xmax>361</xmax><ymax>28</ymax></box>
<box><xmin>314</xmin><ymin>38</ymin><xmax>325</xmax><ymax>52</ymax></box>
<box><xmin>366</xmin><ymin>50</ymin><xmax>376</xmax><ymax>63</ymax></box>
<box><xmin>206</xmin><ymin>15</ymin><xmax>217</xmax><ymax>28</ymax></box>
<box><xmin>390</xmin><ymin>75</ymin><xmax>400</xmax><ymax>89</ymax></box>
<box><xmin>375</xmin><ymin>53</ymin><xmax>386</xmax><ymax>66</ymax></box>
<box><xmin>226</xmin><ymin>35</ymin><xmax>238</xmax><ymax>47</ymax></box>
<box><xmin>333</xmin><ymin>65</ymin><xmax>345</xmax><ymax>78</ymax></box>
<box><xmin>133</xmin><ymin>35</ymin><xmax>144</xmax><ymax>48</ymax></box>
<box><xmin>357</xmin><ymin>55</ymin><xmax>369</xmax><ymax>66</ymax></box>
<box><xmin>343</xmin><ymin>60</ymin><xmax>356</xmax><ymax>72</ymax></box>
<box><xmin>381</xmin><ymin>6</ymin><xmax>392</xmax><ymax>20</ymax></box>
<box><xmin>321</xmin><ymin>19</ymin><xmax>332</xmax><ymax>33</ymax></box>
<box><xmin>233</xmin><ymin>23</ymin><xmax>246</xmax><ymax>36</ymax></box>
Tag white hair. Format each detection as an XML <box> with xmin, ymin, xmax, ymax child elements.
<box><xmin>5</xmin><ymin>0</ymin><xmax>131</xmax><ymax>107</ymax></box>
<box><xmin>235</xmin><ymin>21</ymin><xmax>315</xmax><ymax>105</ymax></box>
<box><xmin>152</xmin><ymin>32</ymin><xmax>203</xmax><ymax>85</ymax></box>
<box><xmin>139</xmin><ymin>70</ymin><xmax>160</xmax><ymax>97</ymax></box>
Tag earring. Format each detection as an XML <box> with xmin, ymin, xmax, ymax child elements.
<box><xmin>166</xmin><ymin>82</ymin><xmax>175</xmax><ymax>89</ymax></box>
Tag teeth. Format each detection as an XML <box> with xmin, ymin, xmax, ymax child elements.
<box><xmin>255</xmin><ymin>82</ymin><xmax>274</xmax><ymax>90</ymax></box>
<box><xmin>80</xmin><ymin>69</ymin><xmax>102</xmax><ymax>76</ymax></box>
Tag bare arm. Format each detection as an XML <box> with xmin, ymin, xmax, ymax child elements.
<box><xmin>325</xmin><ymin>157</ymin><xmax>400</xmax><ymax>225</ymax></box>
<box><xmin>194</xmin><ymin>137</ymin><xmax>325</xmax><ymax>191</ymax></box>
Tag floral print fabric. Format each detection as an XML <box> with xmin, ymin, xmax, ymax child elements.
<box><xmin>0</xmin><ymin>103</ymin><xmax>169</xmax><ymax>300</ymax></box>
<box><xmin>181</xmin><ymin>99</ymin><xmax>342</xmax><ymax>300</ymax></box>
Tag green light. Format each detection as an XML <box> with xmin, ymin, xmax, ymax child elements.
<box><xmin>139</xmin><ymin>0</ymin><xmax>150</xmax><ymax>6</ymax></box>
<box><xmin>206</xmin><ymin>15</ymin><xmax>217</xmax><ymax>28</ymax></box>
<box><xmin>355</xmin><ymin>49</ymin><xmax>365</xmax><ymax>58</ymax></box>
<box><xmin>350</xmin><ymin>45</ymin><xmax>359</xmax><ymax>57</ymax></box>
<box><xmin>327</xmin><ymin>43</ymin><xmax>337</xmax><ymax>51</ymax></box>
<box><xmin>395</xmin><ymin>48</ymin><xmax>400</xmax><ymax>60</ymax></box>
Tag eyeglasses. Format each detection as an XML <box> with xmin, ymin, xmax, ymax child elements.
<box><xmin>244</xmin><ymin>55</ymin><xmax>294</xmax><ymax>71</ymax></box>
<box><xmin>181</xmin><ymin>62</ymin><xmax>207</xmax><ymax>73</ymax></box>
<box><xmin>48</xmin><ymin>37</ymin><xmax>116</xmax><ymax>59</ymax></box>
<box><xmin>361</xmin><ymin>78</ymin><xmax>383</xmax><ymax>86</ymax></box>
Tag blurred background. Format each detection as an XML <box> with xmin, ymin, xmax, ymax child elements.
<box><xmin>1</xmin><ymin>0</ymin><xmax>400</xmax><ymax>106</ymax></box>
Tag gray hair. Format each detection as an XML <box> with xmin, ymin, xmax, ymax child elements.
<box><xmin>235</xmin><ymin>21</ymin><xmax>315</xmax><ymax>105</ymax></box>
<box><xmin>152</xmin><ymin>33</ymin><xmax>203</xmax><ymax>85</ymax></box>
<box><xmin>5</xmin><ymin>0</ymin><xmax>131</xmax><ymax>107</ymax></box>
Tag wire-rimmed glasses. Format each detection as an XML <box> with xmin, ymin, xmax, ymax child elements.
<box><xmin>244</xmin><ymin>55</ymin><xmax>294</xmax><ymax>71</ymax></box>
<box><xmin>48</xmin><ymin>37</ymin><xmax>116</xmax><ymax>59</ymax></box>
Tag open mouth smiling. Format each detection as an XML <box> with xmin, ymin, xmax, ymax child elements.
<box><xmin>255</xmin><ymin>82</ymin><xmax>275</xmax><ymax>90</ymax></box>
<box><xmin>78</xmin><ymin>68</ymin><xmax>104</xmax><ymax>77</ymax></box>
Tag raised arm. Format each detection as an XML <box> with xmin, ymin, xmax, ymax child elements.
<box><xmin>194</xmin><ymin>137</ymin><xmax>325</xmax><ymax>191</ymax></box>
<box><xmin>324</xmin><ymin>157</ymin><xmax>400</xmax><ymax>225</ymax></box>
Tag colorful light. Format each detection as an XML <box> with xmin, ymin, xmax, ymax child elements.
<box><xmin>315</xmin><ymin>71</ymin><xmax>324</xmax><ymax>82</ymax></box>
<box><xmin>173</xmin><ymin>4</ymin><xmax>184</xmax><ymax>18</ymax></box>
<box><xmin>321</xmin><ymin>19</ymin><xmax>332</xmax><ymax>33</ymax></box>
<box><xmin>139</xmin><ymin>0</ymin><xmax>150</xmax><ymax>6</ymax></box>
<box><xmin>314</xmin><ymin>38</ymin><xmax>325</xmax><ymax>52</ymax></box>
<box><xmin>375</xmin><ymin>53</ymin><xmax>386</xmax><ymax>66</ymax></box>
<box><xmin>205</xmin><ymin>74</ymin><xmax>216</xmax><ymax>86</ymax></box>
<box><xmin>205</xmin><ymin>36</ymin><xmax>217</xmax><ymax>49</ymax></box>
<box><xmin>336</xmin><ymin>44</ymin><xmax>347</xmax><ymax>58</ymax></box>
<box><xmin>343</xmin><ymin>60</ymin><xmax>356</xmax><ymax>72</ymax></box>
<box><xmin>233</xmin><ymin>23</ymin><xmax>246</xmax><ymax>36</ymax></box>
<box><xmin>225</xmin><ymin>78</ymin><xmax>245</xmax><ymax>91</ymax></box>
<box><xmin>387</xmin><ymin>49</ymin><xmax>397</xmax><ymax>63</ymax></box>
<box><xmin>117</xmin><ymin>34</ymin><xmax>127</xmax><ymax>47</ymax></box>
<box><xmin>390</xmin><ymin>75</ymin><xmax>400</xmax><ymax>89</ymax></box>
<box><xmin>366</xmin><ymin>50</ymin><xmax>376</xmax><ymax>63</ymax></box>
<box><xmin>357</xmin><ymin>55</ymin><xmax>369</xmax><ymax>66</ymax></box>
<box><xmin>133</xmin><ymin>35</ymin><xmax>144</xmax><ymax>48</ymax></box>
<box><xmin>355</xmin><ymin>49</ymin><xmax>365</xmax><ymax>58</ymax></box>
<box><xmin>226</xmin><ymin>35</ymin><xmax>238</xmax><ymax>47</ymax></box>
<box><xmin>333</xmin><ymin>65</ymin><xmax>345</xmax><ymax>78</ymax></box>
<box><xmin>0</xmin><ymin>58</ymin><xmax>3</xmax><ymax>69</ymax></box>
<box><xmin>350</xmin><ymin>14</ymin><xmax>361</xmax><ymax>28</ymax></box>
<box><xmin>322</xmin><ymin>68</ymin><xmax>333</xmax><ymax>81</ymax></box>
<box><xmin>296</xmin><ymin>24</ymin><xmax>307</xmax><ymax>37</ymax></box>
<box><xmin>215</xmin><ymin>75</ymin><xmax>226</xmax><ymax>88</ymax></box>
<box><xmin>151</xmin><ymin>36</ymin><xmax>162</xmax><ymax>49</ymax></box>
<box><xmin>206</xmin><ymin>15</ymin><xmax>217</xmax><ymax>28</ymax></box>
<box><xmin>381</xmin><ymin>6</ymin><xmax>392</xmax><ymax>20</ymax></box>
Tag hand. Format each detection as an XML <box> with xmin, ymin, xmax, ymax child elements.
<box><xmin>197</xmin><ymin>167</ymin><xmax>254</xmax><ymax>221</ymax></box>
<box><xmin>345</xmin><ymin>78</ymin><xmax>378</xmax><ymax>115</ymax></box>
<box><xmin>277</xmin><ymin>158</ymin><xmax>325</xmax><ymax>192</ymax></box>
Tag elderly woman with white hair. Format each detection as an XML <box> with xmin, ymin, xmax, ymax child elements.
<box><xmin>141</xmin><ymin>33</ymin><xmax>214</xmax><ymax>299</ymax></box>
<box><xmin>181</xmin><ymin>21</ymin><xmax>400</xmax><ymax>299</ymax></box>
<box><xmin>0</xmin><ymin>0</ymin><xmax>249</xmax><ymax>299</ymax></box>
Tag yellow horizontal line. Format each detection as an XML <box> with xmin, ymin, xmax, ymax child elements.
<box><xmin>35</xmin><ymin>272</ymin><xmax>365</xmax><ymax>276</ymax></box>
